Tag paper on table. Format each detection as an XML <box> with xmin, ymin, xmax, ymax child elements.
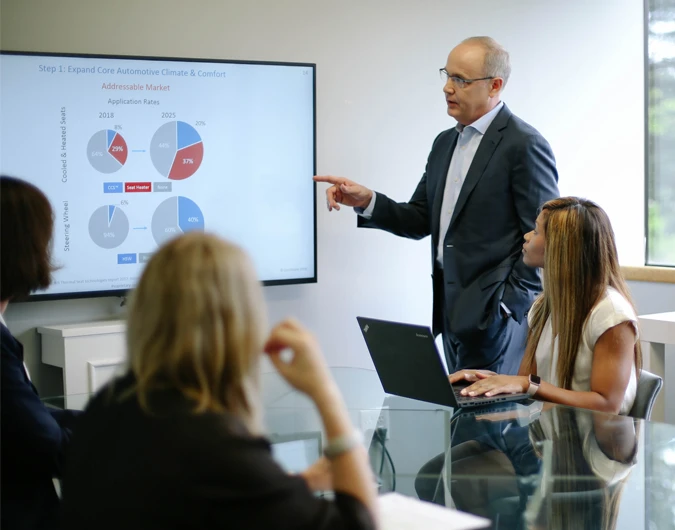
<box><xmin>378</xmin><ymin>492</ymin><xmax>490</xmax><ymax>530</ymax></box>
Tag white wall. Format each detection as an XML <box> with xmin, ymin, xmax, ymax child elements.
<box><xmin>1</xmin><ymin>0</ymin><xmax>646</xmax><ymax>392</ymax></box>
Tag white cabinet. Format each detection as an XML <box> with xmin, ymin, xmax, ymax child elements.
<box><xmin>38</xmin><ymin>320</ymin><xmax>127</xmax><ymax>407</ymax></box>
<box><xmin>639</xmin><ymin>311</ymin><xmax>675</xmax><ymax>423</ymax></box>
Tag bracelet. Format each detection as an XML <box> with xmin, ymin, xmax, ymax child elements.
<box><xmin>323</xmin><ymin>431</ymin><xmax>363</xmax><ymax>460</ymax></box>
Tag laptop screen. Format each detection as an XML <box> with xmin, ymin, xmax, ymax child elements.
<box><xmin>270</xmin><ymin>432</ymin><xmax>322</xmax><ymax>474</ymax></box>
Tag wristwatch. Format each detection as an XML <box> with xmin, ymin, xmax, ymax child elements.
<box><xmin>527</xmin><ymin>374</ymin><xmax>541</xmax><ymax>397</ymax></box>
<box><xmin>323</xmin><ymin>431</ymin><xmax>363</xmax><ymax>460</ymax></box>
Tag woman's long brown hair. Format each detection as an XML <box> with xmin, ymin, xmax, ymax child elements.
<box><xmin>522</xmin><ymin>197</ymin><xmax>641</xmax><ymax>389</ymax></box>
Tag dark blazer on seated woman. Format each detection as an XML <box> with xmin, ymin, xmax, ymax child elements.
<box><xmin>61</xmin><ymin>373</ymin><xmax>375</xmax><ymax>530</ymax></box>
<box><xmin>1</xmin><ymin>323</ymin><xmax>81</xmax><ymax>530</ymax></box>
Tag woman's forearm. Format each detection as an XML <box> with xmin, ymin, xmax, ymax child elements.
<box><xmin>313</xmin><ymin>386</ymin><xmax>378</xmax><ymax>522</ymax></box>
<box><xmin>534</xmin><ymin>380</ymin><xmax>621</xmax><ymax>414</ymax></box>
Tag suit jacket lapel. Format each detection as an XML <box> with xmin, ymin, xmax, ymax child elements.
<box><xmin>448</xmin><ymin>105</ymin><xmax>511</xmax><ymax>231</ymax></box>
<box><xmin>431</xmin><ymin>130</ymin><xmax>459</xmax><ymax>247</ymax></box>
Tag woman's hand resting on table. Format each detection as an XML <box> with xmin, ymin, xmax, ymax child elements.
<box><xmin>300</xmin><ymin>456</ymin><xmax>333</xmax><ymax>492</ymax></box>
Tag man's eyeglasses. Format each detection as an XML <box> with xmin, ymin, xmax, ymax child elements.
<box><xmin>439</xmin><ymin>68</ymin><xmax>493</xmax><ymax>89</ymax></box>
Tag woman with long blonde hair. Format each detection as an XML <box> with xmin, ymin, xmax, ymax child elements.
<box><xmin>451</xmin><ymin>197</ymin><xmax>641</xmax><ymax>415</ymax></box>
<box><xmin>61</xmin><ymin>233</ymin><xmax>377</xmax><ymax>529</ymax></box>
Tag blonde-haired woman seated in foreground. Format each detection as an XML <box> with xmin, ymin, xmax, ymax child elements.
<box><xmin>451</xmin><ymin>197</ymin><xmax>641</xmax><ymax>415</ymax></box>
<box><xmin>61</xmin><ymin>233</ymin><xmax>377</xmax><ymax>530</ymax></box>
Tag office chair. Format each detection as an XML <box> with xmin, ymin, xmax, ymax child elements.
<box><xmin>628</xmin><ymin>369</ymin><xmax>663</xmax><ymax>420</ymax></box>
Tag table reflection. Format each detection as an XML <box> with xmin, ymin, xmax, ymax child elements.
<box><xmin>429</xmin><ymin>403</ymin><xmax>640</xmax><ymax>529</ymax></box>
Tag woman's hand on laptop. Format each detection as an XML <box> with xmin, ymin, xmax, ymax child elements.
<box><xmin>448</xmin><ymin>369</ymin><xmax>497</xmax><ymax>384</ymax></box>
<box><xmin>460</xmin><ymin>375</ymin><xmax>529</xmax><ymax>397</ymax></box>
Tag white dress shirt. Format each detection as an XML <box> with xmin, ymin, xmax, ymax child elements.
<box><xmin>359</xmin><ymin>101</ymin><xmax>504</xmax><ymax>268</ymax></box>
<box><xmin>358</xmin><ymin>102</ymin><xmax>510</xmax><ymax>316</ymax></box>
<box><xmin>436</xmin><ymin>101</ymin><xmax>504</xmax><ymax>265</ymax></box>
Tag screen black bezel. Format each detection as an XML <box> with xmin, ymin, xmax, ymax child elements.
<box><xmin>0</xmin><ymin>50</ymin><xmax>318</xmax><ymax>301</ymax></box>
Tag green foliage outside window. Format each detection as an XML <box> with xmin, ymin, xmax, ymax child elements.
<box><xmin>647</xmin><ymin>3</ymin><xmax>675</xmax><ymax>265</ymax></box>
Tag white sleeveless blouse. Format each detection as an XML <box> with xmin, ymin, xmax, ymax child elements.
<box><xmin>528</xmin><ymin>287</ymin><xmax>638</xmax><ymax>415</ymax></box>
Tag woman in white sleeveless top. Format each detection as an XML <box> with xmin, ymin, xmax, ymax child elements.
<box><xmin>450</xmin><ymin>197</ymin><xmax>641</xmax><ymax>415</ymax></box>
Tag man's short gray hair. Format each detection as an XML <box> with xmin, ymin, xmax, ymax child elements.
<box><xmin>461</xmin><ymin>36</ymin><xmax>511</xmax><ymax>87</ymax></box>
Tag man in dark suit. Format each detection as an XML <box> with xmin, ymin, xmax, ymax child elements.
<box><xmin>315</xmin><ymin>37</ymin><xmax>559</xmax><ymax>375</ymax></box>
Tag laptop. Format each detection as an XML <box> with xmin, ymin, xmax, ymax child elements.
<box><xmin>269</xmin><ymin>432</ymin><xmax>322</xmax><ymax>474</ymax></box>
<box><xmin>357</xmin><ymin>316</ymin><xmax>530</xmax><ymax>409</ymax></box>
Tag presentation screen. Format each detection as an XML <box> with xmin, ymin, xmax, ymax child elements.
<box><xmin>0</xmin><ymin>51</ymin><xmax>316</xmax><ymax>300</ymax></box>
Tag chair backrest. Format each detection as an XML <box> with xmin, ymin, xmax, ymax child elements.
<box><xmin>628</xmin><ymin>369</ymin><xmax>663</xmax><ymax>420</ymax></box>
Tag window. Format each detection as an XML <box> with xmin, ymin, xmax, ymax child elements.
<box><xmin>647</xmin><ymin>0</ymin><xmax>675</xmax><ymax>266</ymax></box>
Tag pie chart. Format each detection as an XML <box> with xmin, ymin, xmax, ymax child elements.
<box><xmin>87</xmin><ymin>130</ymin><xmax>128</xmax><ymax>173</ymax></box>
<box><xmin>88</xmin><ymin>205</ymin><xmax>129</xmax><ymax>249</ymax></box>
<box><xmin>151</xmin><ymin>196</ymin><xmax>205</xmax><ymax>246</ymax></box>
<box><xmin>150</xmin><ymin>121</ymin><xmax>204</xmax><ymax>180</ymax></box>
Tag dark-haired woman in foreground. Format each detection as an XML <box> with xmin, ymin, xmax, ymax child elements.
<box><xmin>1</xmin><ymin>176</ymin><xmax>81</xmax><ymax>529</ymax></box>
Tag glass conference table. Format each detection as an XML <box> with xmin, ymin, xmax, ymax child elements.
<box><xmin>44</xmin><ymin>368</ymin><xmax>675</xmax><ymax>530</ymax></box>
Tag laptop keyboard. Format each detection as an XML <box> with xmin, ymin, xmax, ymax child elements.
<box><xmin>453</xmin><ymin>386</ymin><xmax>528</xmax><ymax>407</ymax></box>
